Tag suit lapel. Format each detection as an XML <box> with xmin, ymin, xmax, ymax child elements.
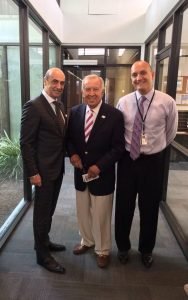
<box><xmin>40</xmin><ymin>94</ymin><xmax>56</xmax><ymax>119</ymax></box>
<box><xmin>79</xmin><ymin>105</ymin><xmax>86</xmax><ymax>142</ymax></box>
<box><xmin>40</xmin><ymin>94</ymin><xmax>66</xmax><ymax>135</ymax></box>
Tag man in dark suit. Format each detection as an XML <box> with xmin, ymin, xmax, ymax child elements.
<box><xmin>67</xmin><ymin>74</ymin><xmax>125</xmax><ymax>268</ymax></box>
<box><xmin>20</xmin><ymin>67</ymin><xmax>67</xmax><ymax>274</ymax></box>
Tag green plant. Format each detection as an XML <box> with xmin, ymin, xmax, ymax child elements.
<box><xmin>0</xmin><ymin>131</ymin><xmax>22</xmax><ymax>181</ymax></box>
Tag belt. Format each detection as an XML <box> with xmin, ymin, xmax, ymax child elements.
<box><xmin>125</xmin><ymin>149</ymin><xmax>164</xmax><ymax>159</ymax></box>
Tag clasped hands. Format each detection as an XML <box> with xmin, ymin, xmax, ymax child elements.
<box><xmin>70</xmin><ymin>154</ymin><xmax>100</xmax><ymax>178</ymax></box>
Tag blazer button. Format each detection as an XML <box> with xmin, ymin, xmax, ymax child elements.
<box><xmin>85</xmin><ymin>151</ymin><xmax>88</xmax><ymax>154</ymax></box>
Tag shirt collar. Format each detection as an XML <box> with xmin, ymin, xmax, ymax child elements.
<box><xmin>86</xmin><ymin>100</ymin><xmax>102</xmax><ymax>115</ymax></box>
<box><xmin>42</xmin><ymin>89</ymin><xmax>56</xmax><ymax>104</ymax></box>
<box><xmin>135</xmin><ymin>88</ymin><xmax>154</xmax><ymax>102</ymax></box>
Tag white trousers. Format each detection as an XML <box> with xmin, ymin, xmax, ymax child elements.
<box><xmin>76</xmin><ymin>188</ymin><xmax>113</xmax><ymax>255</ymax></box>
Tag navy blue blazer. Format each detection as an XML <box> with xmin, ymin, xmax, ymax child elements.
<box><xmin>20</xmin><ymin>94</ymin><xmax>66</xmax><ymax>180</ymax></box>
<box><xmin>67</xmin><ymin>102</ymin><xmax>125</xmax><ymax>196</ymax></box>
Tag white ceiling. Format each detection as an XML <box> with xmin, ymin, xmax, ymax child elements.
<box><xmin>61</xmin><ymin>0</ymin><xmax>153</xmax><ymax>17</ymax></box>
<box><xmin>87</xmin><ymin>0</ymin><xmax>153</xmax><ymax>16</ymax></box>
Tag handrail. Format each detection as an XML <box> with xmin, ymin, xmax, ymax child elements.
<box><xmin>171</xmin><ymin>140</ymin><xmax>188</xmax><ymax>158</ymax></box>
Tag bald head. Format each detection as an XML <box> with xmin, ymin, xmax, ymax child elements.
<box><xmin>131</xmin><ymin>60</ymin><xmax>154</xmax><ymax>95</ymax></box>
<box><xmin>44</xmin><ymin>68</ymin><xmax>65</xmax><ymax>99</ymax></box>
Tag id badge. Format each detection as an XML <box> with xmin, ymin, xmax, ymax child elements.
<box><xmin>141</xmin><ymin>133</ymin><xmax>148</xmax><ymax>145</ymax></box>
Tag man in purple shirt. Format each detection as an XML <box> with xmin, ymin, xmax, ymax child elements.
<box><xmin>115</xmin><ymin>60</ymin><xmax>178</xmax><ymax>268</ymax></box>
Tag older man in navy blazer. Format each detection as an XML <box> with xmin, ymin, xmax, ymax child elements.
<box><xmin>20</xmin><ymin>68</ymin><xmax>67</xmax><ymax>274</ymax></box>
<box><xmin>67</xmin><ymin>74</ymin><xmax>125</xmax><ymax>268</ymax></box>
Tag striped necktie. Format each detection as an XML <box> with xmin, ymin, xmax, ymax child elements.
<box><xmin>85</xmin><ymin>109</ymin><xmax>94</xmax><ymax>142</ymax></box>
<box><xmin>53</xmin><ymin>101</ymin><xmax>65</xmax><ymax>134</ymax></box>
<box><xmin>130</xmin><ymin>96</ymin><xmax>147</xmax><ymax>160</ymax></box>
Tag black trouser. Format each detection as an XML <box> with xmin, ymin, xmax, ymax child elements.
<box><xmin>115</xmin><ymin>150</ymin><xmax>164</xmax><ymax>254</ymax></box>
<box><xmin>33</xmin><ymin>173</ymin><xmax>63</xmax><ymax>259</ymax></box>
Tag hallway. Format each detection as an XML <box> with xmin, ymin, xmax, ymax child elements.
<box><xmin>0</xmin><ymin>160</ymin><xmax>188</xmax><ymax>300</ymax></box>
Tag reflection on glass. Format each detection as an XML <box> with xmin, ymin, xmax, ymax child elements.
<box><xmin>105</xmin><ymin>67</ymin><xmax>133</xmax><ymax>107</ymax></box>
<box><xmin>78</xmin><ymin>48</ymin><xmax>105</xmax><ymax>56</ymax></box>
<box><xmin>63</xmin><ymin>47</ymin><xmax>140</xmax><ymax>66</ymax></box>
<box><xmin>106</xmin><ymin>48</ymin><xmax>140</xmax><ymax>64</ymax></box>
<box><xmin>64</xmin><ymin>48</ymin><xmax>105</xmax><ymax>65</ymax></box>
<box><xmin>65</xmin><ymin>69</ymin><xmax>102</xmax><ymax>114</ymax></box>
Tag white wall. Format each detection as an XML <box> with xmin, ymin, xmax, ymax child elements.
<box><xmin>27</xmin><ymin>0</ymin><xmax>180</xmax><ymax>45</ymax></box>
<box><xmin>28</xmin><ymin>0</ymin><xmax>64</xmax><ymax>42</ymax></box>
<box><xmin>144</xmin><ymin>0</ymin><xmax>180</xmax><ymax>40</ymax></box>
<box><xmin>61</xmin><ymin>0</ymin><xmax>147</xmax><ymax>45</ymax></box>
<box><xmin>61</xmin><ymin>0</ymin><xmax>180</xmax><ymax>45</ymax></box>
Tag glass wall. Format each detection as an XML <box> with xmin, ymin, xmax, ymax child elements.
<box><xmin>62</xmin><ymin>47</ymin><xmax>140</xmax><ymax>111</ymax></box>
<box><xmin>175</xmin><ymin>8</ymin><xmax>188</xmax><ymax>133</ymax></box>
<box><xmin>165</xmin><ymin>23</ymin><xmax>173</xmax><ymax>47</ymax></box>
<box><xmin>148</xmin><ymin>37</ymin><xmax>158</xmax><ymax>73</ymax></box>
<box><xmin>29</xmin><ymin>18</ymin><xmax>43</xmax><ymax>99</ymax></box>
<box><xmin>0</xmin><ymin>0</ymin><xmax>61</xmax><ymax>246</ymax></box>
<box><xmin>0</xmin><ymin>0</ymin><xmax>23</xmax><ymax>228</ymax></box>
<box><xmin>105</xmin><ymin>67</ymin><xmax>132</xmax><ymax>107</ymax></box>
<box><xmin>166</xmin><ymin>6</ymin><xmax>188</xmax><ymax>255</ymax></box>
<box><xmin>158</xmin><ymin>57</ymin><xmax>169</xmax><ymax>93</ymax></box>
<box><xmin>146</xmin><ymin>2</ymin><xmax>188</xmax><ymax>258</ymax></box>
<box><xmin>49</xmin><ymin>38</ymin><xmax>56</xmax><ymax>67</ymax></box>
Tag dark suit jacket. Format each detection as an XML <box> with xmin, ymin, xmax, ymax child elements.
<box><xmin>20</xmin><ymin>94</ymin><xmax>66</xmax><ymax>181</ymax></box>
<box><xmin>67</xmin><ymin>102</ymin><xmax>125</xmax><ymax>196</ymax></box>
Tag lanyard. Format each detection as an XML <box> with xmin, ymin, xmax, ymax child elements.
<box><xmin>135</xmin><ymin>90</ymin><xmax>155</xmax><ymax>132</ymax></box>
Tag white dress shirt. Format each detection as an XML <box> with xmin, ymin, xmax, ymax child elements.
<box><xmin>116</xmin><ymin>89</ymin><xmax>178</xmax><ymax>154</ymax></box>
<box><xmin>85</xmin><ymin>100</ymin><xmax>102</xmax><ymax>125</ymax></box>
<box><xmin>42</xmin><ymin>89</ymin><xmax>65</xmax><ymax>122</ymax></box>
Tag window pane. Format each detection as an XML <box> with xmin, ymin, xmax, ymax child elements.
<box><xmin>167</xmin><ymin>8</ymin><xmax>188</xmax><ymax>243</ymax></box>
<box><xmin>158</xmin><ymin>57</ymin><xmax>169</xmax><ymax>93</ymax></box>
<box><xmin>7</xmin><ymin>46</ymin><xmax>21</xmax><ymax>138</ymax></box>
<box><xmin>148</xmin><ymin>38</ymin><xmax>158</xmax><ymax>73</ymax></box>
<box><xmin>175</xmin><ymin>8</ymin><xmax>188</xmax><ymax>110</ymax></box>
<box><xmin>165</xmin><ymin>23</ymin><xmax>173</xmax><ymax>47</ymax></box>
<box><xmin>0</xmin><ymin>0</ymin><xmax>23</xmax><ymax>228</ymax></box>
<box><xmin>63</xmin><ymin>48</ymin><xmax>105</xmax><ymax>65</ymax></box>
<box><xmin>106</xmin><ymin>48</ymin><xmax>140</xmax><ymax>64</ymax></box>
<box><xmin>49</xmin><ymin>39</ymin><xmax>56</xmax><ymax>68</ymax></box>
<box><xmin>29</xmin><ymin>19</ymin><xmax>43</xmax><ymax>98</ymax></box>
<box><xmin>106</xmin><ymin>67</ymin><xmax>133</xmax><ymax>106</ymax></box>
<box><xmin>0</xmin><ymin>0</ymin><xmax>19</xmax><ymax>43</ymax></box>
<box><xmin>107</xmin><ymin>48</ymin><xmax>139</xmax><ymax>64</ymax></box>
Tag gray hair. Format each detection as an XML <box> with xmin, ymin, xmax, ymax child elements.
<box><xmin>82</xmin><ymin>74</ymin><xmax>105</xmax><ymax>91</ymax></box>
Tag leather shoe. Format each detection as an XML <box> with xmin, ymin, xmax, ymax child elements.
<box><xmin>141</xmin><ymin>253</ymin><xmax>153</xmax><ymax>268</ymax></box>
<box><xmin>34</xmin><ymin>242</ymin><xmax>66</xmax><ymax>251</ymax></box>
<box><xmin>37</xmin><ymin>255</ymin><xmax>66</xmax><ymax>274</ymax></box>
<box><xmin>73</xmin><ymin>244</ymin><xmax>92</xmax><ymax>255</ymax></box>
<box><xmin>117</xmin><ymin>251</ymin><xmax>129</xmax><ymax>264</ymax></box>
<box><xmin>49</xmin><ymin>242</ymin><xmax>66</xmax><ymax>251</ymax></box>
<box><xmin>96</xmin><ymin>254</ymin><xmax>110</xmax><ymax>268</ymax></box>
